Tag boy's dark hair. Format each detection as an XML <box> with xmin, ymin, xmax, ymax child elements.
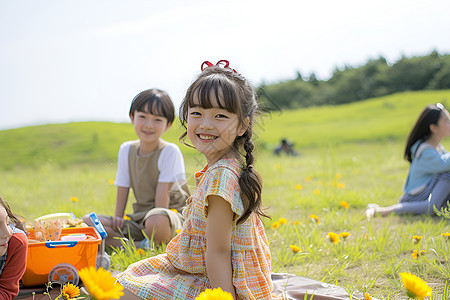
<box><xmin>179</xmin><ymin>65</ymin><xmax>269</xmax><ymax>224</ymax></box>
<box><xmin>0</xmin><ymin>196</ymin><xmax>25</xmax><ymax>231</ymax></box>
<box><xmin>404</xmin><ymin>104</ymin><xmax>443</xmax><ymax>163</ymax></box>
<box><xmin>129</xmin><ymin>88</ymin><xmax>175</xmax><ymax>125</ymax></box>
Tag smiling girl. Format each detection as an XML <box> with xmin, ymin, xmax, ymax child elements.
<box><xmin>117</xmin><ymin>61</ymin><xmax>283</xmax><ymax>299</ymax></box>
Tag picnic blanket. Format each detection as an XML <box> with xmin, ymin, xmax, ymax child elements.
<box><xmin>271</xmin><ymin>273</ymin><xmax>361</xmax><ymax>299</ymax></box>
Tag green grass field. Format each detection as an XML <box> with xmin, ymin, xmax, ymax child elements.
<box><xmin>1</xmin><ymin>90</ymin><xmax>449</xmax><ymax>299</ymax></box>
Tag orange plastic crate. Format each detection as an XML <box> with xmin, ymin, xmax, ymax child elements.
<box><xmin>22</xmin><ymin>227</ymin><xmax>101</xmax><ymax>286</ymax></box>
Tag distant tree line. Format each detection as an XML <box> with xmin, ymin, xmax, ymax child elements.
<box><xmin>257</xmin><ymin>51</ymin><xmax>450</xmax><ymax>110</ymax></box>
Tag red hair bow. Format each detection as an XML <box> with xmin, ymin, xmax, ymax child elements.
<box><xmin>201</xmin><ymin>60</ymin><xmax>237</xmax><ymax>73</ymax></box>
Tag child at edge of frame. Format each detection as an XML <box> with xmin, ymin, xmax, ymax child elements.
<box><xmin>0</xmin><ymin>196</ymin><xmax>28</xmax><ymax>300</ymax></box>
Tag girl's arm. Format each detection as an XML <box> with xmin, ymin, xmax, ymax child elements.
<box><xmin>206</xmin><ymin>195</ymin><xmax>236</xmax><ymax>299</ymax></box>
<box><xmin>420</xmin><ymin>149</ymin><xmax>450</xmax><ymax>173</ymax></box>
<box><xmin>154</xmin><ymin>182</ymin><xmax>173</xmax><ymax>208</ymax></box>
<box><xmin>112</xmin><ymin>186</ymin><xmax>129</xmax><ymax>231</ymax></box>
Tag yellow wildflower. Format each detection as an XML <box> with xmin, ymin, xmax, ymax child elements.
<box><xmin>294</xmin><ymin>221</ymin><xmax>300</xmax><ymax>225</ymax></box>
<box><xmin>335</xmin><ymin>173</ymin><xmax>342</xmax><ymax>180</ymax></box>
<box><xmin>61</xmin><ymin>283</ymin><xmax>80</xmax><ymax>299</ymax></box>
<box><xmin>70</xmin><ymin>197</ymin><xmax>79</xmax><ymax>202</ymax></box>
<box><xmin>137</xmin><ymin>248</ymin><xmax>145</xmax><ymax>256</ymax></box>
<box><xmin>412</xmin><ymin>235</ymin><xmax>423</xmax><ymax>244</ymax></box>
<box><xmin>364</xmin><ymin>293</ymin><xmax>372</xmax><ymax>300</ymax></box>
<box><xmin>176</xmin><ymin>229</ymin><xmax>181</xmax><ymax>234</ymax></box>
<box><xmin>412</xmin><ymin>250</ymin><xmax>419</xmax><ymax>259</ymax></box>
<box><xmin>313</xmin><ymin>189</ymin><xmax>320</xmax><ymax>195</ymax></box>
<box><xmin>340</xmin><ymin>201</ymin><xmax>349</xmax><ymax>209</ymax></box>
<box><xmin>108</xmin><ymin>178</ymin><xmax>115</xmax><ymax>185</ymax></box>
<box><xmin>328</xmin><ymin>232</ymin><xmax>339</xmax><ymax>244</ymax></box>
<box><xmin>441</xmin><ymin>232</ymin><xmax>450</xmax><ymax>240</ymax></box>
<box><xmin>400</xmin><ymin>272</ymin><xmax>432</xmax><ymax>300</ymax></box>
<box><xmin>123</xmin><ymin>215</ymin><xmax>131</xmax><ymax>221</ymax></box>
<box><xmin>78</xmin><ymin>267</ymin><xmax>124</xmax><ymax>300</ymax></box>
<box><xmin>171</xmin><ymin>208</ymin><xmax>178</xmax><ymax>213</ymax></box>
<box><xmin>295</xmin><ymin>184</ymin><xmax>303</xmax><ymax>190</ymax></box>
<box><xmin>338</xmin><ymin>232</ymin><xmax>350</xmax><ymax>239</ymax></box>
<box><xmin>278</xmin><ymin>218</ymin><xmax>287</xmax><ymax>224</ymax></box>
<box><xmin>305</xmin><ymin>177</ymin><xmax>312</xmax><ymax>182</ymax></box>
<box><xmin>420</xmin><ymin>250</ymin><xmax>426</xmax><ymax>256</ymax></box>
<box><xmin>195</xmin><ymin>287</ymin><xmax>233</xmax><ymax>300</ymax></box>
<box><xmin>309</xmin><ymin>214</ymin><xmax>320</xmax><ymax>224</ymax></box>
<box><xmin>272</xmin><ymin>221</ymin><xmax>281</xmax><ymax>229</ymax></box>
<box><xmin>337</xmin><ymin>182</ymin><xmax>346</xmax><ymax>189</ymax></box>
<box><xmin>289</xmin><ymin>245</ymin><xmax>302</xmax><ymax>253</ymax></box>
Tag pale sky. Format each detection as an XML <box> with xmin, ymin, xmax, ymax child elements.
<box><xmin>1</xmin><ymin>0</ymin><xmax>450</xmax><ymax>130</ymax></box>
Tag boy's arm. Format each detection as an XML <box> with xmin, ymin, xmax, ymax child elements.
<box><xmin>154</xmin><ymin>182</ymin><xmax>173</xmax><ymax>208</ymax></box>
<box><xmin>206</xmin><ymin>195</ymin><xmax>236</xmax><ymax>299</ymax></box>
<box><xmin>112</xmin><ymin>186</ymin><xmax>129</xmax><ymax>231</ymax></box>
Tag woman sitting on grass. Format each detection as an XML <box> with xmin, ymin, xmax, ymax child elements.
<box><xmin>366</xmin><ymin>103</ymin><xmax>450</xmax><ymax>218</ymax></box>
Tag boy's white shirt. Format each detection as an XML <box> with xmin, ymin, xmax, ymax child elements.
<box><xmin>114</xmin><ymin>140</ymin><xmax>187</xmax><ymax>191</ymax></box>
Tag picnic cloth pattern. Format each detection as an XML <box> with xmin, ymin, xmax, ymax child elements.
<box><xmin>116</xmin><ymin>158</ymin><xmax>283</xmax><ymax>299</ymax></box>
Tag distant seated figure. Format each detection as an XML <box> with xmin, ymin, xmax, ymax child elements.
<box><xmin>274</xmin><ymin>139</ymin><xmax>299</xmax><ymax>156</ymax></box>
<box><xmin>365</xmin><ymin>103</ymin><xmax>450</xmax><ymax>218</ymax></box>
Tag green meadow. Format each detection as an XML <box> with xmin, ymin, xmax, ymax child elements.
<box><xmin>1</xmin><ymin>90</ymin><xmax>450</xmax><ymax>299</ymax></box>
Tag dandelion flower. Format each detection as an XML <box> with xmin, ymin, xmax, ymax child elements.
<box><xmin>195</xmin><ymin>287</ymin><xmax>233</xmax><ymax>300</ymax></box>
<box><xmin>272</xmin><ymin>221</ymin><xmax>281</xmax><ymax>229</ymax></box>
<box><xmin>61</xmin><ymin>283</ymin><xmax>80</xmax><ymax>299</ymax></box>
<box><xmin>137</xmin><ymin>248</ymin><xmax>145</xmax><ymax>256</ymax></box>
<box><xmin>400</xmin><ymin>272</ymin><xmax>432</xmax><ymax>300</ymax></box>
<box><xmin>123</xmin><ymin>215</ymin><xmax>131</xmax><ymax>221</ymax></box>
<box><xmin>71</xmin><ymin>197</ymin><xmax>79</xmax><ymax>202</ymax></box>
<box><xmin>108</xmin><ymin>178</ymin><xmax>115</xmax><ymax>185</ymax></box>
<box><xmin>171</xmin><ymin>208</ymin><xmax>178</xmax><ymax>213</ymax></box>
<box><xmin>305</xmin><ymin>177</ymin><xmax>312</xmax><ymax>182</ymax></box>
<box><xmin>441</xmin><ymin>232</ymin><xmax>450</xmax><ymax>240</ymax></box>
<box><xmin>314</xmin><ymin>189</ymin><xmax>320</xmax><ymax>195</ymax></box>
<box><xmin>412</xmin><ymin>235</ymin><xmax>423</xmax><ymax>244</ymax></box>
<box><xmin>295</xmin><ymin>184</ymin><xmax>303</xmax><ymax>190</ymax></box>
<box><xmin>412</xmin><ymin>250</ymin><xmax>419</xmax><ymax>259</ymax></box>
<box><xmin>337</xmin><ymin>182</ymin><xmax>346</xmax><ymax>189</ymax></box>
<box><xmin>309</xmin><ymin>214</ymin><xmax>320</xmax><ymax>224</ymax></box>
<box><xmin>328</xmin><ymin>232</ymin><xmax>339</xmax><ymax>244</ymax></box>
<box><xmin>176</xmin><ymin>229</ymin><xmax>181</xmax><ymax>234</ymax></box>
<box><xmin>78</xmin><ymin>267</ymin><xmax>124</xmax><ymax>300</ymax></box>
<box><xmin>364</xmin><ymin>293</ymin><xmax>372</xmax><ymax>300</ymax></box>
<box><xmin>289</xmin><ymin>245</ymin><xmax>302</xmax><ymax>253</ymax></box>
<box><xmin>340</xmin><ymin>201</ymin><xmax>349</xmax><ymax>209</ymax></box>
<box><xmin>338</xmin><ymin>232</ymin><xmax>350</xmax><ymax>239</ymax></box>
<box><xmin>336</xmin><ymin>173</ymin><xmax>342</xmax><ymax>180</ymax></box>
<box><xmin>278</xmin><ymin>218</ymin><xmax>287</xmax><ymax>224</ymax></box>
<box><xmin>420</xmin><ymin>250</ymin><xmax>426</xmax><ymax>256</ymax></box>
<box><xmin>294</xmin><ymin>221</ymin><xmax>300</xmax><ymax>225</ymax></box>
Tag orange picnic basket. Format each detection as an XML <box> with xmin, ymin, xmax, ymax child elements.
<box><xmin>22</xmin><ymin>213</ymin><xmax>108</xmax><ymax>287</ymax></box>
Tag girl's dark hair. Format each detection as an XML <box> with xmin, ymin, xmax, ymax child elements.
<box><xmin>179</xmin><ymin>65</ymin><xmax>269</xmax><ymax>224</ymax></box>
<box><xmin>404</xmin><ymin>104</ymin><xmax>443</xmax><ymax>163</ymax></box>
<box><xmin>0</xmin><ymin>196</ymin><xmax>25</xmax><ymax>231</ymax></box>
<box><xmin>129</xmin><ymin>88</ymin><xmax>175</xmax><ymax>125</ymax></box>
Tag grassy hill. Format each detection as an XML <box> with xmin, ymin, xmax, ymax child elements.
<box><xmin>1</xmin><ymin>90</ymin><xmax>449</xmax><ymax>170</ymax></box>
